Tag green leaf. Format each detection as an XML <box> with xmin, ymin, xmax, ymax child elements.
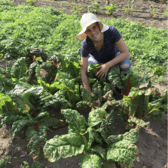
<box><xmin>43</xmin><ymin>133</ymin><xmax>84</xmax><ymax>162</ymax></box>
<box><xmin>96</xmin><ymin>109</ymin><xmax>115</xmax><ymax>144</ymax></box>
<box><xmin>147</xmin><ymin>102</ymin><xmax>162</xmax><ymax>120</ymax></box>
<box><xmin>80</xmin><ymin>85</ymin><xmax>91</xmax><ymax>102</ymax></box>
<box><xmin>128</xmin><ymin>116</ymin><xmax>150</xmax><ymax>128</ymax></box>
<box><xmin>107</xmin><ymin>65</ymin><xmax>123</xmax><ymax>89</ymax></box>
<box><xmin>61</xmin><ymin>109</ymin><xmax>87</xmax><ymax>134</ymax></box>
<box><xmin>91</xmin><ymin>145</ymin><xmax>106</xmax><ymax>160</ymax></box>
<box><xmin>107</xmin><ymin>129</ymin><xmax>139</xmax><ymax>163</ymax></box>
<box><xmin>154</xmin><ymin>66</ymin><xmax>163</xmax><ymax>76</ymax></box>
<box><xmin>85</xmin><ymin>127</ymin><xmax>103</xmax><ymax>151</ymax></box>
<box><xmin>0</xmin><ymin>93</ymin><xmax>15</xmax><ymax>114</ymax></box>
<box><xmin>11</xmin><ymin>57</ymin><xmax>27</xmax><ymax>79</ymax></box>
<box><xmin>76</xmin><ymin>101</ymin><xmax>95</xmax><ymax>109</ymax></box>
<box><xmin>12</xmin><ymin>117</ymin><xmax>36</xmax><ymax>136</ymax></box>
<box><xmin>79</xmin><ymin>154</ymin><xmax>103</xmax><ymax>168</ymax></box>
<box><xmin>26</xmin><ymin>124</ymin><xmax>48</xmax><ymax>158</ymax></box>
<box><xmin>88</xmin><ymin>108</ymin><xmax>107</xmax><ymax>127</ymax></box>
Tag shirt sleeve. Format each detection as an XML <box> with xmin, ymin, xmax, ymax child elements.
<box><xmin>80</xmin><ymin>39</ymin><xmax>89</xmax><ymax>57</ymax></box>
<box><xmin>109</xmin><ymin>26</ymin><xmax>122</xmax><ymax>43</ymax></box>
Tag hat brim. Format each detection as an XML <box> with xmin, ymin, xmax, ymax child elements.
<box><xmin>76</xmin><ymin>21</ymin><xmax>109</xmax><ymax>41</ymax></box>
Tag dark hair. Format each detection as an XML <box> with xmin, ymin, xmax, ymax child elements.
<box><xmin>96</xmin><ymin>22</ymin><xmax>101</xmax><ymax>31</ymax></box>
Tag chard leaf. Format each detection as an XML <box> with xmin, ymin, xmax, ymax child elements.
<box><xmin>96</xmin><ymin>109</ymin><xmax>115</xmax><ymax>144</ymax></box>
<box><xmin>107</xmin><ymin>129</ymin><xmax>139</xmax><ymax>163</ymax></box>
<box><xmin>100</xmin><ymin>109</ymin><xmax>115</xmax><ymax>136</ymax></box>
<box><xmin>61</xmin><ymin>109</ymin><xmax>87</xmax><ymax>134</ymax></box>
<box><xmin>125</xmin><ymin>87</ymin><xmax>149</xmax><ymax>118</ymax></box>
<box><xmin>11</xmin><ymin>57</ymin><xmax>27</xmax><ymax>79</ymax></box>
<box><xmin>0</xmin><ymin>93</ymin><xmax>15</xmax><ymax>114</ymax></box>
<box><xmin>26</xmin><ymin>124</ymin><xmax>48</xmax><ymax>159</ymax></box>
<box><xmin>12</xmin><ymin>117</ymin><xmax>36</xmax><ymax>136</ymax></box>
<box><xmin>138</xmin><ymin>73</ymin><xmax>153</xmax><ymax>86</ymax></box>
<box><xmin>107</xmin><ymin>65</ymin><xmax>123</xmax><ymax>89</ymax></box>
<box><xmin>76</xmin><ymin>101</ymin><xmax>95</xmax><ymax>109</ymax></box>
<box><xmin>107</xmin><ymin>141</ymin><xmax>138</xmax><ymax>163</ymax></box>
<box><xmin>85</xmin><ymin>127</ymin><xmax>95</xmax><ymax>150</ymax></box>
<box><xmin>147</xmin><ymin>102</ymin><xmax>162</xmax><ymax>120</ymax></box>
<box><xmin>79</xmin><ymin>154</ymin><xmax>103</xmax><ymax>168</ymax></box>
<box><xmin>85</xmin><ymin>127</ymin><xmax>103</xmax><ymax>151</ymax></box>
<box><xmin>0</xmin><ymin>73</ymin><xmax>14</xmax><ymax>92</ymax></box>
<box><xmin>55</xmin><ymin>70</ymin><xmax>73</xmax><ymax>81</ymax></box>
<box><xmin>22</xmin><ymin>86</ymin><xmax>43</xmax><ymax>99</ymax></box>
<box><xmin>43</xmin><ymin>133</ymin><xmax>84</xmax><ymax>162</ymax></box>
<box><xmin>91</xmin><ymin>145</ymin><xmax>106</xmax><ymax>160</ymax></box>
<box><xmin>88</xmin><ymin>108</ymin><xmax>107</xmax><ymax>127</ymax></box>
<box><xmin>80</xmin><ymin>85</ymin><xmax>91</xmax><ymax>102</ymax></box>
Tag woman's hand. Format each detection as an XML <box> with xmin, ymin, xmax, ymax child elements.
<box><xmin>96</xmin><ymin>63</ymin><xmax>110</xmax><ymax>78</ymax></box>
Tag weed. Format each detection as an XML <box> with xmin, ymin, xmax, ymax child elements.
<box><xmin>87</xmin><ymin>0</ymin><xmax>102</xmax><ymax>14</ymax></box>
<box><xmin>105</xmin><ymin>3</ymin><xmax>118</xmax><ymax>16</ymax></box>
<box><xmin>0</xmin><ymin>160</ymin><xmax>9</xmax><ymax>168</ymax></box>
<box><xmin>122</xmin><ymin>5</ymin><xmax>134</xmax><ymax>15</ymax></box>
<box><xmin>26</xmin><ymin>0</ymin><xmax>38</xmax><ymax>6</ymax></box>
<box><xmin>163</xmin><ymin>8</ymin><xmax>168</xmax><ymax>17</ymax></box>
<box><xmin>21</xmin><ymin>161</ymin><xmax>46</xmax><ymax>168</ymax></box>
<box><xmin>148</xmin><ymin>8</ymin><xmax>157</xmax><ymax>17</ymax></box>
<box><xmin>71</xmin><ymin>5</ymin><xmax>83</xmax><ymax>17</ymax></box>
<box><xmin>21</xmin><ymin>161</ymin><xmax>29</xmax><ymax>168</ymax></box>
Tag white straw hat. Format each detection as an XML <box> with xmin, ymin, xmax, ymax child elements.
<box><xmin>76</xmin><ymin>13</ymin><xmax>109</xmax><ymax>41</ymax></box>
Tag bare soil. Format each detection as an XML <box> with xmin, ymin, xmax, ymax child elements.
<box><xmin>0</xmin><ymin>0</ymin><xmax>168</xmax><ymax>168</ymax></box>
<box><xmin>13</xmin><ymin>0</ymin><xmax>168</xmax><ymax>30</ymax></box>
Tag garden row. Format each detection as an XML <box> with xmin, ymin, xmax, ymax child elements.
<box><xmin>25</xmin><ymin>0</ymin><xmax>168</xmax><ymax>18</ymax></box>
<box><xmin>0</xmin><ymin>1</ymin><xmax>167</xmax><ymax>167</ymax></box>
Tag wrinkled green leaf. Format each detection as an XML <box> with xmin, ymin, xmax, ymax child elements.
<box><xmin>44</xmin><ymin>133</ymin><xmax>84</xmax><ymax>162</ymax></box>
<box><xmin>79</xmin><ymin>154</ymin><xmax>103</xmax><ymax>168</ymax></box>
<box><xmin>61</xmin><ymin>109</ymin><xmax>87</xmax><ymax>134</ymax></box>
<box><xmin>88</xmin><ymin>108</ymin><xmax>107</xmax><ymax>127</ymax></box>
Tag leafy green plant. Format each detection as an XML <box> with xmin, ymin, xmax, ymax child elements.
<box><xmin>163</xmin><ymin>8</ymin><xmax>168</xmax><ymax>17</ymax></box>
<box><xmin>122</xmin><ymin>6</ymin><xmax>134</xmax><ymax>15</ymax></box>
<box><xmin>71</xmin><ymin>5</ymin><xmax>83</xmax><ymax>17</ymax></box>
<box><xmin>43</xmin><ymin>108</ymin><xmax>149</xmax><ymax>167</ymax></box>
<box><xmin>105</xmin><ymin>3</ymin><xmax>118</xmax><ymax>16</ymax></box>
<box><xmin>122</xmin><ymin>0</ymin><xmax>135</xmax><ymax>15</ymax></box>
<box><xmin>87</xmin><ymin>0</ymin><xmax>102</xmax><ymax>14</ymax></box>
<box><xmin>0</xmin><ymin>159</ymin><xmax>10</xmax><ymax>168</ymax></box>
<box><xmin>21</xmin><ymin>161</ymin><xmax>47</xmax><ymax>168</ymax></box>
<box><xmin>148</xmin><ymin>9</ymin><xmax>157</xmax><ymax>17</ymax></box>
<box><xmin>26</xmin><ymin>0</ymin><xmax>38</xmax><ymax>6</ymax></box>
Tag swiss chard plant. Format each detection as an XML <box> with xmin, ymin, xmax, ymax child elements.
<box><xmin>43</xmin><ymin>107</ymin><xmax>149</xmax><ymax>168</ymax></box>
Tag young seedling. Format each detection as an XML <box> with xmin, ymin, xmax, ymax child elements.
<box><xmin>163</xmin><ymin>8</ymin><xmax>168</xmax><ymax>17</ymax></box>
<box><xmin>26</xmin><ymin>0</ymin><xmax>38</xmax><ymax>6</ymax></box>
<box><xmin>71</xmin><ymin>5</ymin><xmax>83</xmax><ymax>16</ymax></box>
<box><xmin>149</xmin><ymin>9</ymin><xmax>157</xmax><ymax>17</ymax></box>
<box><xmin>122</xmin><ymin>5</ymin><xmax>134</xmax><ymax>15</ymax></box>
<box><xmin>105</xmin><ymin>3</ymin><xmax>118</xmax><ymax>16</ymax></box>
<box><xmin>122</xmin><ymin>0</ymin><xmax>135</xmax><ymax>15</ymax></box>
<box><xmin>87</xmin><ymin>0</ymin><xmax>102</xmax><ymax>14</ymax></box>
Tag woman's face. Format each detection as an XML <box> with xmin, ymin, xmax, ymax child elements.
<box><xmin>85</xmin><ymin>22</ymin><xmax>103</xmax><ymax>42</ymax></box>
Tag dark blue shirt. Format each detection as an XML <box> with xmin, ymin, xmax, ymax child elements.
<box><xmin>80</xmin><ymin>26</ymin><xmax>122</xmax><ymax>64</ymax></box>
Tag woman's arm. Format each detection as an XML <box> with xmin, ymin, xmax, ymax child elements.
<box><xmin>96</xmin><ymin>38</ymin><xmax>129</xmax><ymax>78</ymax></box>
<box><xmin>81</xmin><ymin>56</ymin><xmax>92</xmax><ymax>94</ymax></box>
<box><xmin>107</xmin><ymin>38</ymin><xmax>129</xmax><ymax>67</ymax></box>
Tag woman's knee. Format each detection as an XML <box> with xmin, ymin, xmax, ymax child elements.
<box><xmin>120</xmin><ymin>63</ymin><xmax>131</xmax><ymax>71</ymax></box>
<box><xmin>119</xmin><ymin>58</ymin><xmax>131</xmax><ymax>71</ymax></box>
